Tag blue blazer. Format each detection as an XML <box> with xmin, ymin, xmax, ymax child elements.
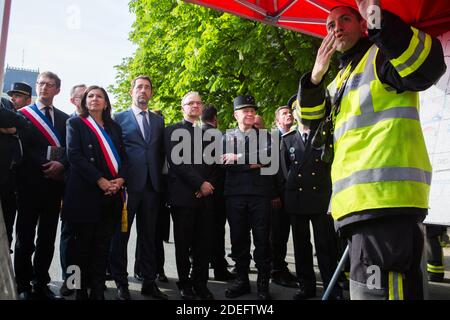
<box><xmin>113</xmin><ymin>109</ymin><xmax>164</xmax><ymax>193</ymax></box>
<box><xmin>62</xmin><ymin>116</ymin><xmax>126</xmax><ymax>223</ymax></box>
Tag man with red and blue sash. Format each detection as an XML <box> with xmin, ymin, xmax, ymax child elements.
<box><xmin>15</xmin><ymin>71</ymin><xmax>69</xmax><ymax>300</ymax></box>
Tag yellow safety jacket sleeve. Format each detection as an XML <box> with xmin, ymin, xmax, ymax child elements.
<box><xmin>296</xmin><ymin>71</ymin><xmax>331</xmax><ymax>121</ymax></box>
<box><xmin>368</xmin><ymin>10</ymin><xmax>446</xmax><ymax>92</ymax></box>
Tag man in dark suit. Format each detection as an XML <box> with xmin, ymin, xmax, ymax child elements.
<box><xmin>14</xmin><ymin>71</ymin><xmax>69</xmax><ymax>300</ymax></box>
<box><xmin>110</xmin><ymin>76</ymin><xmax>167</xmax><ymax>300</ymax></box>
<box><xmin>201</xmin><ymin>105</ymin><xmax>235</xmax><ymax>281</ymax></box>
<box><xmin>68</xmin><ymin>84</ymin><xmax>87</xmax><ymax>117</ymax></box>
<box><xmin>135</xmin><ymin>109</ymin><xmax>171</xmax><ymax>284</ymax></box>
<box><xmin>222</xmin><ymin>95</ymin><xmax>275</xmax><ymax>300</ymax></box>
<box><xmin>164</xmin><ymin>91</ymin><xmax>217</xmax><ymax>300</ymax></box>
<box><xmin>280</xmin><ymin>95</ymin><xmax>342</xmax><ymax>300</ymax></box>
<box><xmin>59</xmin><ymin>83</ymin><xmax>87</xmax><ymax>297</ymax></box>
<box><xmin>0</xmin><ymin>98</ymin><xmax>27</xmax><ymax>254</ymax></box>
<box><xmin>270</xmin><ymin>105</ymin><xmax>298</xmax><ymax>288</ymax></box>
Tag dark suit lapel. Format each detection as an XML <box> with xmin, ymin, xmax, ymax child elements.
<box><xmin>53</xmin><ymin>108</ymin><xmax>66</xmax><ymax>131</ymax></box>
<box><xmin>127</xmin><ymin>109</ymin><xmax>146</xmax><ymax>143</ymax></box>
<box><xmin>148</xmin><ymin>112</ymin><xmax>158</xmax><ymax>143</ymax></box>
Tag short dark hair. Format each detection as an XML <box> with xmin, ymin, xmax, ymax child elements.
<box><xmin>79</xmin><ymin>85</ymin><xmax>113</xmax><ymax>123</ymax></box>
<box><xmin>201</xmin><ymin>105</ymin><xmax>217</xmax><ymax>122</ymax></box>
<box><xmin>330</xmin><ymin>6</ymin><xmax>363</xmax><ymax>21</ymax></box>
<box><xmin>131</xmin><ymin>75</ymin><xmax>153</xmax><ymax>91</ymax></box>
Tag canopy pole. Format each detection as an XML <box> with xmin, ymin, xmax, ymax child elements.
<box><xmin>0</xmin><ymin>0</ymin><xmax>11</xmax><ymax>91</ymax></box>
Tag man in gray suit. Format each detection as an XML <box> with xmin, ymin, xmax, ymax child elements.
<box><xmin>110</xmin><ymin>76</ymin><xmax>167</xmax><ymax>300</ymax></box>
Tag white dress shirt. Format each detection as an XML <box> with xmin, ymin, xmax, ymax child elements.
<box><xmin>298</xmin><ymin>126</ymin><xmax>311</xmax><ymax>143</ymax></box>
<box><xmin>131</xmin><ymin>105</ymin><xmax>150</xmax><ymax>138</ymax></box>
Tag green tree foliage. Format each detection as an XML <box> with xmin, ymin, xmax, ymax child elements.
<box><xmin>110</xmin><ymin>0</ymin><xmax>335</xmax><ymax>128</ymax></box>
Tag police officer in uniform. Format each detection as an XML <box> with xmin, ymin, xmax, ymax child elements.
<box><xmin>0</xmin><ymin>98</ymin><xmax>27</xmax><ymax>253</ymax></box>
<box><xmin>281</xmin><ymin>95</ymin><xmax>342</xmax><ymax>299</ymax></box>
<box><xmin>7</xmin><ymin>82</ymin><xmax>32</xmax><ymax>110</ymax></box>
<box><xmin>222</xmin><ymin>95</ymin><xmax>275</xmax><ymax>300</ymax></box>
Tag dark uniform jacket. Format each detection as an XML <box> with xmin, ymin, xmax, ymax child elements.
<box><xmin>222</xmin><ymin>127</ymin><xmax>274</xmax><ymax>197</ymax></box>
<box><xmin>62</xmin><ymin>116</ymin><xmax>127</xmax><ymax>223</ymax></box>
<box><xmin>281</xmin><ymin>128</ymin><xmax>331</xmax><ymax>215</ymax></box>
<box><xmin>0</xmin><ymin>99</ymin><xmax>27</xmax><ymax>186</ymax></box>
<box><xmin>164</xmin><ymin>120</ymin><xmax>217</xmax><ymax>208</ymax></box>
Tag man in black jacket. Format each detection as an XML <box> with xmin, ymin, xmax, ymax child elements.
<box><xmin>201</xmin><ymin>105</ymin><xmax>235</xmax><ymax>281</ymax></box>
<box><xmin>281</xmin><ymin>96</ymin><xmax>342</xmax><ymax>300</ymax></box>
<box><xmin>164</xmin><ymin>91</ymin><xmax>217</xmax><ymax>300</ymax></box>
<box><xmin>14</xmin><ymin>71</ymin><xmax>69</xmax><ymax>300</ymax></box>
<box><xmin>270</xmin><ymin>105</ymin><xmax>298</xmax><ymax>288</ymax></box>
<box><xmin>222</xmin><ymin>95</ymin><xmax>275</xmax><ymax>300</ymax></box>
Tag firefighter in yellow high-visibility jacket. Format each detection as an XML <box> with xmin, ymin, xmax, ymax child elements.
<box><xmin>297</xmin><ymin>0</ymin><xmax>446</xmax><ymax>300</ymax></box>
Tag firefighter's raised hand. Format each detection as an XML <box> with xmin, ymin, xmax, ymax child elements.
<box><xmin>355</xmin><ymin>0</ymin><xmax>381</xmax><ymax>22</ymax></box>
<box><xmin>311</xmin><ymin>32</ymin><xmax>336</xmax><ymax>85</ymax></box>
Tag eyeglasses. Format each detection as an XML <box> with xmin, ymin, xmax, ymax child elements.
<box><xmin>37</xmin><ymin>81</ymin><xmax>57</xmax><ymax>88</ymax></box>
<box><xmin>183</xmin><ymin>101</ymin><xmax>203</xmax><ymax>107</ymax></box>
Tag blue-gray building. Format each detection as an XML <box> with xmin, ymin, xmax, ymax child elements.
<box><xmin>2</xmin><ymin>65</ymin><xmax>39</xmax><ymax>97</ymax></box>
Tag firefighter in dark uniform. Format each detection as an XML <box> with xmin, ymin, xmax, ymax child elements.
<box><xmin>281</xmin><ymin>95</ymin><xmax>342</xmax><ymax>300</ymax></box>
<box><xmin>426</xmin><ymin>225</ymin><xmax>446</xmax><ymax>282</ymax></box>
<box><xmin>222</xmin><ymin>95</ymin><xmax>275</xmax><ymax>300</ymax></box>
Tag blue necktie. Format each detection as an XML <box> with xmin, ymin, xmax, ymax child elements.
<box><xmin>141</xmin><ymin>111</ymin><xmax>151</xmax><ymax>142</ymax></box>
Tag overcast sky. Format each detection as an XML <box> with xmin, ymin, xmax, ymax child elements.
<box><xmin>5</xmin><ymin>0</ymin><xmax>136</xmax><ymax>114</ymax></box>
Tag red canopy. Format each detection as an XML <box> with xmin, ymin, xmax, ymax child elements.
<box><xmin>184</xmin><ymin>0</ymin><xmax>450</xmax><ymax>38</ymax></box>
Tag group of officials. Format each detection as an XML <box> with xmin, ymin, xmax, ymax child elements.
<box><xmin>0</xmin><ymin>72</ymin><xmax>342</xmax><ymax>301</ymax></box>
<box><xmin>0</xmin><ymin>0</ymin><xmax>448</xmax><ymax>301</ymax></box>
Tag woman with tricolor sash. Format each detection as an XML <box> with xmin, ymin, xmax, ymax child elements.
<box><xmin>62</xmin><ymin>86</ymin><xmax>127</xmax><ymax>300</ymax></box>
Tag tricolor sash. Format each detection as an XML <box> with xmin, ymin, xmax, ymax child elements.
<box><xmin>80</xmin><ymin>116</ymin><xmax>121</xmax><ymax>177</ymax></box>
<box><xmin>21</xmin><ymin>104</ymin><xmax>62</xmax><ymax>147</ymax></box>
<box><xmin>80</xmin><ymin>115</ymin><xmax>128</xmax><ymax>232</ymax></box>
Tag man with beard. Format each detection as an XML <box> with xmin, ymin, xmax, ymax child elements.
<box><xmin>110</xmin><ymin>76</ymin><xmax>167</xmax><ymax>300</ymax></box>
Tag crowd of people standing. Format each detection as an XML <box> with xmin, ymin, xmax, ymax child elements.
<box><xmin>0</xmin><ymin>0</ymin><xmax>448</xmax><ymax>301</ymax></box>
